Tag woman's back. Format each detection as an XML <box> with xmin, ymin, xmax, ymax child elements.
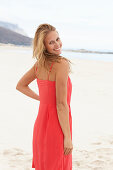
<box><xmin>34</xmin><ymin>59</ymin><xmax>72</xmax><ymax>105</ymax></box>
<box><xmin>35</xmin><ymin>60</ymin><xmax>56</xmax><ymax>82</ymax></box>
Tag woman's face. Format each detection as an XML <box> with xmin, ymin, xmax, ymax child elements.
<box><xmin>44</xmin><ymin>31</ymin><xmax>62</xmax><ymax>55</ymax></box>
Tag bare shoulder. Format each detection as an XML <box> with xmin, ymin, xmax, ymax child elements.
<box><xmin>55</xmin><ymin>58</ymin><xmax>69</xmax><ymax>76</ymax></box>
<box><xmin>55</xmin><ymin>58</ymin><xmax>69</xmax><ymax>67</ymax></box>
<box><xmin>55</xmin><ymin>58</ymin><xmax>69</xmax><ymax>105</ymax></box>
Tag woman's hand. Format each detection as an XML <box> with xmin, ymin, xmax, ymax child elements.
<box><xmin>64</xmin><ymin>136</ymin><xmax>73</xmax><ymax>155</ymax></box>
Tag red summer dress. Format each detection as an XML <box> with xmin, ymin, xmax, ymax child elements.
<box><xmin>32</xmin><ymin>62</ymin><xmax>72</xmax><ymax>170</ymax></box>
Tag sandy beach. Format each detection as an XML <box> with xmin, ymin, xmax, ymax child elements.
<box><xmin>0</xmin><ymin>44</ymin><xmax>113</xmax><ymax>170</ymax></box>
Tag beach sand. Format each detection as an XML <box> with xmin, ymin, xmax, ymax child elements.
<box><xmin>0</xmin><ymin>44</ymin><xmax>113</xmax><ymax>169</ymax></box>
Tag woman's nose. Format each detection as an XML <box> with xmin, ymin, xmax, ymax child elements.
<box><xmin>54</xmin><ymin>41</ymin><xmax>60</xmax><ymax>47</ymax></box>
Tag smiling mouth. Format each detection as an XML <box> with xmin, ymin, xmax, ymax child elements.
<box><xmin>54</xmin><ymin>48</ymin><xmax>61</xmax><ymax>51</ymax></box>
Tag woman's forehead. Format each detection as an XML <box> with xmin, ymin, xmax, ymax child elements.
<box><xmin>45</xmin><ymin>31</ymin><xmax>59</xmax><ymax>41</ymax></box>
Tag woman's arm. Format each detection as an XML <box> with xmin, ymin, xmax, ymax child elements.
<box><xmin>55</xmin><ymin>59</ymin><xmax>73</xmax><ymax>155</ymax></box>
<box><xmin>16</xmin><ymin>62</ymin><xmax>40</xmax><ymax>101</ymax></box>
<box><xmin>55</xmin><ymin>59</ymin><xmax>71</xmax><ymax>138</ymax></box>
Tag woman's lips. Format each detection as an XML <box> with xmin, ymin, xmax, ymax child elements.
<box><xmin>54</xmin><ymin>47</ymin><xmax>61</xmax><ymax>51</ymax></box>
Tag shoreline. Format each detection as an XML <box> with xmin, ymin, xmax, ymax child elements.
<box><xmin>0</xmin><ymin>43</ymin><xmax>113</xmax><ymax>55</ymax></box>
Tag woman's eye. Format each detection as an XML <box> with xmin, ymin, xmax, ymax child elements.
<box><xmin>49</xmin><ymin>38</ymin><xmax>60</xmax><ymax>44</ymax></box>
<box><xmin>49</xmin><ymin>42</ymin><xmax>53</xmax><ymax>44</ymax></box>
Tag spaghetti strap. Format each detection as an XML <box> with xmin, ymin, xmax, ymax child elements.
<box><xmin>48</xmin><ymin>62</ymin><xmax>54</xmax><ymax>81</ymax></box>
<box><xmin>35</xmin><ymin>62</ymin><xmax>54</xmax><ymax>80</ymax></box>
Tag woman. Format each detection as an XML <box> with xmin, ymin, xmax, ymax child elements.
<box><xmin>16</xmin><ymin>23</ymin><xmax>73</xmax><ymax>170</ymax></box>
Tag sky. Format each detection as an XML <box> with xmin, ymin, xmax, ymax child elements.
<box><xmin>0</xmin><ymin>0</ymin><xmax>113</xmax><ymax>50</ymax></box>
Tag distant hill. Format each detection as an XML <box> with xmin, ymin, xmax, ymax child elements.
<box><xmin>0</xmin><ymin>26</ymin><xmax>32</xmax><ymax>46</ymax></box>
<box><xmin>0</xmin><ymin>21</ymin><xmax>27</xmax><ymax>36</ymax></box>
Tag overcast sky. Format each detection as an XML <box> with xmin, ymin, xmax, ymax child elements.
<box><xmin>0</xmin><ymin>0</ymin><xmax>113</xmax><ymax>50</ymax></box>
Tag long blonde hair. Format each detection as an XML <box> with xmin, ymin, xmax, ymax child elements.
<box><xmin>32</xmin><ymin>23</ymin><xmax>72</xmax><ymax>73</ymax></box>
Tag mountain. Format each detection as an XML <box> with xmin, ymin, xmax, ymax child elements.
<box><xmin>0</xmin><ymin>26</ymin><xmax>32</xmax><ymax>46</ymax></box>
<box><xmin>0</xmin><ymin>21</ymin><xmax>27</xmax><ymax>36</ymax></box>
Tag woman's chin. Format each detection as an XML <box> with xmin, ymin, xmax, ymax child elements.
<box><xmin>53</xmin><ymin>50</ymin><xmax>62</xmax><ymax>55</ymax></box>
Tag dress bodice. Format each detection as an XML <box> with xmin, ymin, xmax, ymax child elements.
<box><xmin>35</xmin><ymin>62</ymin><xmax>72</xmax><ymax>106</ymax></box>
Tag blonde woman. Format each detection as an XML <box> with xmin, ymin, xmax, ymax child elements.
<box><xmin>16</xmin><ymin>23</ymin><xmax>73</xmax><ymax>170</ymax></box>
